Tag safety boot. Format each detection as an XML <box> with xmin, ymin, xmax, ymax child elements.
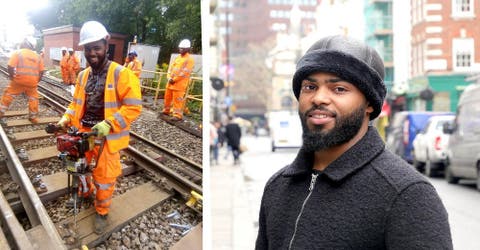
<box><xmin>94</xmin><ymin>213</ymin><xmax>108</xmax><ymax>234</ymax></box>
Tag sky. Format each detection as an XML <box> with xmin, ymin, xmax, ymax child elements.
<box><xmin>0</xmin><ymin>0</ymin><xmax>49</xmax><ymax>45</ymax></box>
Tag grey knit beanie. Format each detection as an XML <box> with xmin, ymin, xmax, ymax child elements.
<box><xmin>292</xmin><ymin>35</ymin><xmax>386</xmax><ymax>120</ymax></box>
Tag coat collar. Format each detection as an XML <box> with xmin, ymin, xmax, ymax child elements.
<box><xmin>282</xmin><ymin>126</ymin><xmax>385</xmax><ymax>182</ymax></box>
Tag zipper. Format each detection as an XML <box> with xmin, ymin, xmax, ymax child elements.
<box><xmin>288</xmin><ymin>172</ymin><xmax>319</xmax><ymax>250</ymax></box>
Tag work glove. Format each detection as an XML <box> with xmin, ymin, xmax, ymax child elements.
<box><xmin>92</xmin><ymin>120</ymin><xmax>111</xmax><ymax>137</ymax></box>
<box><xmin>56</xmin><ymin>116</ymin><xmax>70</xmax><ymax>128</ymax></box>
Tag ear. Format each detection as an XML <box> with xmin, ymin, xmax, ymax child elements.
<box><xmin>365</xmin><ymin>102</ymin><xmax>374</xmax><ymax>117</ymax></box>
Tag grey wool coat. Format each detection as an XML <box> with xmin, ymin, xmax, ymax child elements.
<box><xmin>255</xmin><ymin>127</ymin><xmax>452</xmax><ymax>250</ymax></box>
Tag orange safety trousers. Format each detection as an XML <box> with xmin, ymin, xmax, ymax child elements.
<box><xmin>78</xmin><ymin>140</ymin><xmax>121</xmax><ymax>215</ymax></box>
<box><xmin>0</xmin><ymin>83</ymin><xmax>38</xmax><ymax>118</ymax></box>
<box><xmin>162</xmin><ymin>88</ymin><xmax>186</xmax><ymax>119</ymax></box>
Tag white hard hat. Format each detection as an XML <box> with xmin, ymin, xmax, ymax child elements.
<box><xmin>68</xmin><ymin>48</ymin><xmax>74</xmax><ymax>52</ymax></box>
<box><xmin>61</xmin><ymin>47</ymin><xmax>67</xmax><ymax>51</ymax></box>
<box><xmin>78</xmin><ymin>21</ymin><xmax>110</xmax><ymax>46</ymax></box>
<box><xmin>179</xmin><ymin>39</ymin><xmax>191</xmax><ymax>48</ymax></box>
<box><xmin>25</xmin><ymin>37</ymin><xmax>37</xmax><ymax>49</ymax></box>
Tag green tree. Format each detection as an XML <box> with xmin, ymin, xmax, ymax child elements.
<box><xmin>27</xmin><ymin>0</ymin><xmax>201</xmax><ymax>64</ymax></box>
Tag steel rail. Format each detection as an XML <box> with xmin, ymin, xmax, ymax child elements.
<box><xmin>0</xmin><ymin>123</ymin><xmax>66</xmax><ymax>249</ymax></box>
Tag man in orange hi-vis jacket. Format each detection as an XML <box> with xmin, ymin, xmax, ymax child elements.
<box><xmin>162</xmin><ymin>39</ymin><xmax>194</xmax><ymax>121</ymax></box>
<box><xmin>60</xmin><ymin>46</ymin><xmax>69</xmax><ymax>84</ymax></box>
<box><xmin>0</xmin><ymin>37</ymin><xmax>44</xmax><ymax>124</ymax></box>
<box><xmin>67</xmin><ymin>48</ymin><xmax>80</xmax><ymax>85</ymax></box>
<box><xmin>124</xmin><ymin>51</ymin><xmax>142</xmax><ymax>78</ymax></box>
<box><xmin>56</xmin><ymin>21</ymin><xmax>142</xmax><ymax>234</ymax></box>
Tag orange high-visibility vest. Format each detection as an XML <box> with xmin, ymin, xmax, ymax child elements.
<box><xmin>167</xmin><ymin>53</ymin><xmax>194</xmax><ymax>91</ymax></box>
<box><xmin>126</xmin><ymin>58</ymin><xmax>142</xmax><ymax>78</ymax></box>
<box><xmin>8</xmin><ymin>49</ymin><xmax>44</xmax><ymax>86</ymax></box>
<box><xmin>64</xmin><ymin>61</ymin><xmax>142</xmax><ymax>153</ymax></box>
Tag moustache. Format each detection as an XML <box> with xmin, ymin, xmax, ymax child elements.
<box><xmin>303</xmin><ymin>105</ymin><xmax>336</xmax><ymax>118</ymax></box>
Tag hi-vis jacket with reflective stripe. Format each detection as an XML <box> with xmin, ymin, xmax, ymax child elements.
<box><xmin>167</xmin><ymin>53</ymin><xmax>194</xmax><ymax>91</ymax></box>
<box><xmin>8</xmin><ymin>49</ymin><xmax>44</xmax><ymax>86</ymax></box>
<box><xmin>65</xmin><ymin>61</ymin><xmax>142</xmax><ymax>153</ymax></box>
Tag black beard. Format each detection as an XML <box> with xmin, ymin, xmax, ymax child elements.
<box><xmin>299</xmin><ymin>104</ymin><xmax>366</xmax><ymax>152</ymax></box>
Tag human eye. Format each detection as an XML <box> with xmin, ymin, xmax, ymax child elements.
<box><xmin>301</xmin><ymin>82</ymin><xmax>317</xmax><ymax>93</ymax></box>
<box><xmin>333</xmin><ymin>85</ymin><xmax>348</xmax><ymax>94</ymax></box>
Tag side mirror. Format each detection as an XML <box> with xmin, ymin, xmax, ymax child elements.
<box><xmin>443</xmin><ymin>122</ymin><xmax>454</xmax><ymax>134</ymax></box>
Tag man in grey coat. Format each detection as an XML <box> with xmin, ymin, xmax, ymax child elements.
<box><xmin>255</xmin><ymin>35</ymin><xmax>452</xmax><ymax>250</ymax></box>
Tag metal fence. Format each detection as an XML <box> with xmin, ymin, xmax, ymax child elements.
<box><xmin>139</xmin><ymin>70</ymin><xmax>203</xmax><ymax>114</ymax></box>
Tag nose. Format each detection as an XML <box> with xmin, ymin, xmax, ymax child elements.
<box><xmin>311</xmin><ymin>86</ymin><xmax>331</xmax><ymax>106</ymax></box>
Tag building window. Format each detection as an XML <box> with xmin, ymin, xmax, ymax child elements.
<box><xmin>452</xmin><ymin>38</ymin><xmax>473</xmax><ymax>70</ymax></box>
<box><xmin>456</xmin><ymin>52</ymin><xmax>471</xmax><ymax>67</ymax></box>
<box><xmin>452</xmin><ymin>0</ymin><xmax>474</xmax><ymax>17</ymax></box>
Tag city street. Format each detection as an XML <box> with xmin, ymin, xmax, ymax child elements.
<box><xmin>212</xmin><ymin>134</ymin><xmax>480</xmax><ymax>250</ymax></box>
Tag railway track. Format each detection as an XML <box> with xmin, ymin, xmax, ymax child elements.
<box><xmin>0</xmin><ymin>64</ymin><xmax>203</xmax><ymax>248</ymax></box>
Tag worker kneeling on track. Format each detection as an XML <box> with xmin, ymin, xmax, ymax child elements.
<box><xmin>0</xmin><ymin>37</ymin><xmax>44</xmax><ymax>124</ymax></box>
<box><xmin>57</xmin><ymin>20</ymin><xmax>142</xmax><ymax>235</ymax></box>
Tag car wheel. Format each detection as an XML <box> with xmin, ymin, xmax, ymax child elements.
<box><xmin>412</xmin><ymin>151</ymin><xmax>424</xmax><ymax>171</ymax></box>
<box><xmin>445</xmin><ymin>161</ymin><xmax>459</xmax><ymax>184</ymax></box>
<box><xmin>477</xmin><ymin>162</ymin><xmax>480</xmax><ymax>192</ymax></box>
<box><xmin>425</xmin><ymin>156</ymin><xmax>434</xmax><ymax>177</ymax></box>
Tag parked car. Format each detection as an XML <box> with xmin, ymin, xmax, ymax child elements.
<box><xmin>412</xmin><ymin>115</ymin><xmax>455</xmax><ymax>176</ymax></box>
<box><xmin>443</xmin><ymin>83</ymin><xmax>480</xmax><ymax>190</ymax></box>
<box><xmin>386</xmin><ymin>111</ymin><xmax>454</xmax><ymax>163</ymax></box>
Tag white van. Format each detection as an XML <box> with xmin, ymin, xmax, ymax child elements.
<box><xmin>444</xmin><ymin>83</ymin><xmax>480</xmax><ymax>190</ymax></box>
<box><xmin>267</xmin><ymin>110</ymin><xmax>303</xmax><ymax>152</ymax></box>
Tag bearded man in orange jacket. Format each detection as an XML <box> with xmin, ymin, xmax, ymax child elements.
<box><xmin>57</xmin><ymin>21</ymin><xmax>142</xmax><ymax>234</ymax></box>
<box><xmin>162</xmin><ymin>39</ymin><xmax>194</xmax><ymax>121</ymax></box>
<box><xmin>0</xmin><ymin>37</ymin><xmax>44</xmax><ymax>124</ymax></box>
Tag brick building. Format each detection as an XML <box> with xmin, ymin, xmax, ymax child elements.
<box><xmin>408</xmin><ymin>0</ymin><xmax>479</xmax><ymax>112</ymax></box>
<box><xmin>42</xmin><ymin>25</ymin><xmax>127</xmax><ymax>68</ymax></box>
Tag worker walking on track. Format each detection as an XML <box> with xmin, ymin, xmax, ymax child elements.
<box><xmin>56</xmin><ymin>20</ymin><xmax>142</xmax><ymax>234</ymax></box>
<box><xmin>162</xmin><ymin>39</ymin><xmax>194</xmax><ymax>121</ymax></box>
<box><xmin>67</xmin><ymin>48</ymin><xmax>80</xmax><ymax>85</ymax></box>
<box><xmin>124</xmin><ymin>51</ymin><xmax>142</xmax><ymax>78</ymax></box>
<box><xmin>0</xmin><ymin>37</ymin><xmax>44</xmax><ymax>124</ymax></box>
<box><xmin>60</xmin><ymin>46</ymin><xmax>69</xmax><ymax>84</ymax></box>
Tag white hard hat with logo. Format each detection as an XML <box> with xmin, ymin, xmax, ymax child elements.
<box><xmin>78</xmin><ymin>21</ymin><xmax>110</xmax><ymax>46</ymax></box>
<box><xmin>178</xmin><ymin>39</ymin><xmax>191</xmax><ymax>48</ymax></box>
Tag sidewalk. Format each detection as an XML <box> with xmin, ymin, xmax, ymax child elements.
<box><xmin>211</xmin><ymin>146</ymin><xmax>257</xmax><ymax>250</ymax></box>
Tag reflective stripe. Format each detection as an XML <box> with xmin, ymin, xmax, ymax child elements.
<box><xmin>66</xmin><ymin>109</ymin><xmax>75</xmax><ymax>115</ymax></box>
<box><xmin>79</xmin><ymin>175</ymin><xmax>90</xmax><ymax>194</ymax></box>
<box><xmin>114</xmin><ymin>65</ymin><xmax>122</xmax><ymax>89</ymax></box>
<box><xmin>113</xmin><ymin>112</ymin><xmax>127</xmax><ymax>129</ymax></box>
<box><xmin>106</xmin><ymin>130</ymin><xmax>129</xmax><ymax>140</ymax></box>
<box><xmin>105</xmin><ymin>101</ymin><xmax>120</xmax><ymax>109</ymax></box>
<box><xmin>122</xmin><ymin>98</ymin><xmax>142</xmax><ymax>105</ymax></box>
<box><xmin>94</xmin><ymin>181</ymin><xmax>114</xmax><ymax>190</ymax></box>
<box><xmin>73</xmin><ymin>98</ymin><xmax>82</xmax><ymax>105</ymax></box>
<box><xmin>96</xmin><ymin>197</ymin><xmax>112</xmax><ymax>206</ymax></box>
<box><xmin>79</xmin><ymin>71</ymin><xmax>86</xmax><ymax>88</ymax></box>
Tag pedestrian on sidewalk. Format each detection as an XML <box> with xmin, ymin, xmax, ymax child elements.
<box><xmin>210</xmin><ymin>121</ymin><xmax>219</xmax><ymax>165</ymax></box>
<box><xmin>255</xmin><ymin>35</ymin><xmax>452</xmax><ymax>249</ymax></box>
<box><xmin>225</xmin><ymin>116</ymin><xmax>242</xmax><ymax>165</ymax></box>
